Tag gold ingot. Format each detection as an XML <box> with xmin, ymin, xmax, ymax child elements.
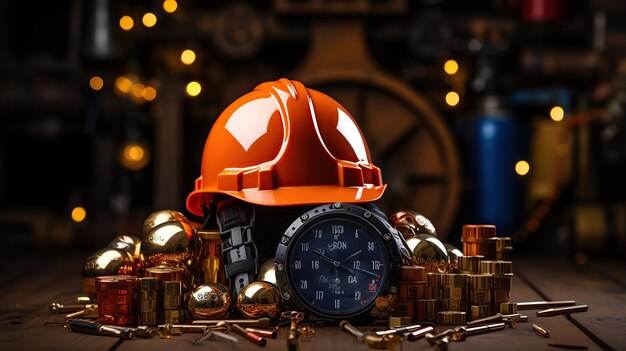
<box><xmin>197</xmin><ymin>230</ymin><xmax>226</xmax><ymax>285</ymax></box>
<box><xmin>108</xmin><ymin>235</ymin><xmax>142</xmax><ymax>259</ymax></box>
<box><xmin>408</xmin><ymin>234</ymin><xmax>450</xmax><ymax>273</ymax></box>
<box><xmin>236</xmin><ymin>281</ymin><xmax>283</xmax><ymax>320</ymax></box>
<box><xmin>82</xmin><ymin>248</ymin><xmax>138</xmax><ymax>295</ymax></box>
<box><xmin>257</xmin><ymin>258</ymin><xmax>277</xmax><ymax>285</ymax></box>
<box><xmin>142</xmin><ymin>210</ymin><xmax>191</xmax><ymax>237</ymax></box>
<box><xmin>140</xmin><ymin>220</ymin><xmax>200</xmax><ymax>268</ymax></box>
<box><xmin>389</xmin><ymin>210</ymin><xmax>437</xmax><ymax>238</ymax></box>
<box><xmin>187</xmin><ymin>284</ymin><xmax>231</xmax><ymax>320</ymax></box>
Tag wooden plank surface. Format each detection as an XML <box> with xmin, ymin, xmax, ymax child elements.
<box><xmin>0</xmin><ymin>255</ymin><xmax>620</xmax><ymax>351</ymax></box>
<box><xmin>516</xmin><ymin>259</ymin><xmax>626</xmax><ymax>351</ymax></box>
<box><xmin>0</xmin><ymin>253</ymin><xmax>119</xmax><ymax>350</ymax></box>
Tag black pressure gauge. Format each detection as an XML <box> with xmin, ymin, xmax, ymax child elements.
<box><xmin>274</xmin><ymin>203</ymin><xmax>408</xmax><ymax>321</ymax></box>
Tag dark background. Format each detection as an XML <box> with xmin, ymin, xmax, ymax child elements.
<box><xmin>1</xmin><ymin>0</ymin><xmax>625</xmax><ymax>263</ymax></box>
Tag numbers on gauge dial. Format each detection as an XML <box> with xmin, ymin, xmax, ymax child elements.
<box><xmin>287</xmin><ymin>217</ymin><xmax>388</xmax><ymax>316</ymax></box>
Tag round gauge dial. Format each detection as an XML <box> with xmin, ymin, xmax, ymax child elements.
<box><xmin>287</xmin><ymin>217</ymin><xmax>388</xmax><ymax>317</ymax></box>
<box><xmin>275</xmin><ymin>203</ymin><xmax>406</xmax><ymax>321</ymax></box>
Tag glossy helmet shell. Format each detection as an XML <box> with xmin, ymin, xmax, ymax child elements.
<box><xmin>186</xmin><ymin>78</ymin><xmax>385</xmax><ymax>215</ymax></box>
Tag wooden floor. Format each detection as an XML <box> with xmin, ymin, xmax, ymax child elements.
<box><xmin>0</xmin><ymin>253</ymin><xmax>624</xmax><ymax>351</ymax></box>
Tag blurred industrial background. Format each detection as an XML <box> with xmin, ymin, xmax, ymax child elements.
<box><xmin>1</xmin><ymin>0</ymin><xmax>626</xmax><ymax>262</ymax></box>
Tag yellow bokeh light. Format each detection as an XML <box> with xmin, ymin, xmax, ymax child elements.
<box><xmin>71</xmin><ymin>207</ymin><xmax>87</xmax><ymax>223</ymax></box>
<box><xmin>132</xmin><ymin>83</ymin><xmax>145</xmax><ymax>98</ymax></box>
<box><xmin>550</xmin><ymin>106</ymin><xmax>564</xmax><ymax>122</ymax></box>
<box><xmin>143</xmin><ymin>86</ymin><xmax>157</xmax><ymax>101</ymax></box>
<box><xmin>445</xmin><ymin>91</ymin><xmax>460</xmax><ymax>106</ymax></box>
<box><xmin>119</xmin><ymin>16</ymin><xmax>134</xmax><ymax>31</ymax></box>
<box><xmin>444</xmin><ymin>59</ymin><xmax>459</xmax><ymax>75</ymax></box>
<box><xmin>142</xmin><ymin>13</ymin><xmax>157</xmax><ymax>28</ymax></box>
<box><xmin>515</xmin><ymin>160</ymin><xmax>530</xmax><ymax>176</ymax></box>
<box><xmin>163</xmin><ymin>0</ymin><xmax>178</xmax><ymax>13</ymax></box>
<box><xmin>89</xmin><ymin>76</ymin><xmax>104</xmax><ymax>91</ymax></box>
<box><xmin>115</xmin><ymin>76</ymin><xmax>133</xmax><ymax>94</ymax></box>
<box><xmin>186</xmin><ymin>81</ymin><xmax>202</xmax><ymax>97</ymax></box>
<box><xmin>180</xmin><ymin>49</ymin><xmax>196</xmax><ymax>65</ymax></box>
<box><xmin>121</xmin><ymin>143</ymin><xmax>150</xmax><ymax>171</ymax></box>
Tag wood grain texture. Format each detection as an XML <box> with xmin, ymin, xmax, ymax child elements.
<box><xmin>517</xmin><ymin>259</ymin><xmax>626</xmax><ymax>351</ymax></box>
<box><xmin>0</xmin><ymin>255</ymin><xmax>621</xmax><ymax>351</ymax></box>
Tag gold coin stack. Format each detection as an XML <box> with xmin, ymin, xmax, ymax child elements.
<box><xmin>467</xmin><ymin>274</ymin><xmax>493</xmax><ymax>321</ymax></box>
<box><xmin>462</xmin><ymin>225</ymin><xmax>497</xmax><ymax>259</ymax></box>
<box><xmin>395</xmin><ymin>266</ymin><xmax>426</xmax><ymax>322</ymax></box>
<box><xmin>480</xmin><ymin>260</ymin><xmax>513</xmax><ymax>313</ymax></box>
<box><xmin>438</xmin><ymin>311</ymin><xmax>466</xmax><ymax>325</ymax></box>
<box><xmin>163</xmin><ymin>281</ymin><xmax>183</xmax><ymax>323</ymax></box>
<box><xmin>416</xmin><ymin>299</ymin><xmax>438</xmax><ymax>322</ymax></box>
<box><xmin>494</xmin><ymin>237</ymin><xmax>513</xmax><ymax>261</ymax></box>
<box><xmin>441</xmin><ymin>273</ymin><xmax>466</xmax><ymax>312</ymax></box>
<box><xmin>138</xmin><ymin>277</ymin><xmax>159</xmax><ymax>325</ymax></box>
<box><xmin>426</xmin><ymin>273</ymin><xmax>445</xmax><ymax>300</ymax></box>
<box><xmin>458</xmin><ymin>255</ymin><xmax>483</xmax><ymax>274</ymax></box>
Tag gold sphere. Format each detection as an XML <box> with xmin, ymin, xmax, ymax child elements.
<box><xmin>142</xmin><ymin>210</ymin><xmax>191</xmax><ymax>237</ymax></box>
<box><xmin>236</xmin><ymin>281</ymin><xmax>283</xmax><ymax>320</ymax></box>
<box><xmin>257</xmin><ymin>259</ymin><xmax>277</xmax><ymax>285</ymax></box>
<box><xmin>140</xmin><ymin>220</ymin><xmax>200</xmax><ymax>268</ymax></box>
<box><xmin>409</xmin><ymin>234</ymin><xmax>450</xmax><ymax>273</ymax></box>
<box><xmin>82</xmin><ymin>248</ymin><xmax>138</xmax><ymax>295</ymax></box>
<box><xmin>444</xmin><ymin>243</ymin><xmax>463</xmax><ymax>269</ymax></box>
<box><xmin>187</xmin><ymin>284</ymin><xmax>232</xmax><ymax>319</ymax></box>
<box><xmin>108</xmin><ymin>235</ymin><xmax>142</xmax><ymax>259</ymax></box>
<box><xmin>389</xmin><ymin>210</ymin><xmax>437</xmax><ymax>239</ymax></box>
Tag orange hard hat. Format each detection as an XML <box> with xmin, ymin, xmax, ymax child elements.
<box><xmin>186</xmin><ymin>78</ymin><xmax>385</xmax><ymax>215</ymax></box>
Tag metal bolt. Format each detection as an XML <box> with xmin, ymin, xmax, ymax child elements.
<box><xmin>383</xmin><ymin>234</ymin><xmax>392</xmax><ymax>241</ymax></box>
<box><xmin>277</xmin><ymin>263</ymin><xmax>284</xmax><ymax>271</ymax></box>
<box><xmin>364</xmin><ymin>211</ymin><xmax>372</xmax><ymax>218</ymax></box>
<box><xmin>388</xmin><ymin>286</ymin><xmax>398</xmax><ymax>294</ymax></box>
<box><xmin>300</xmin><ymin>213</ymin><xmax>309</xmax><ymax>221</ymax></box>
<box><xmin>281</xmin><ymin>237</ymin><xmax>289</xmax><ymax>245</ymax></box>
<box><xmin>333</xmin><ymin>202</ymin><xmax>343</xmax><ymax>209</ymax></box>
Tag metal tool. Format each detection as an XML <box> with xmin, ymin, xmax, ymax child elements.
<box><xmin>339</xmin><ymin>320</ymin><xmax>402</xmax><ymax>350</ymax></box>
<box><xmin>374</xmin><ymin>323</ymin><xmax>421</xmax><ymax>336</ymax></box>
<box><xmin>65</xmin><ymin>319</ymin><xmax>134</xmax><ymax>339</ymax></box>
<box><xmin>452</xmin><ymin>322</ymin><xmax>506</xmax><ymax>341</ymax></box>
<box><xmin>466</xmin><ymin>313</ymin><xmax>504</xmax><ymax>326</ymax></box>
<box><xmin>425</xmin><ymin>329</ymin><xmax>457</xmax><ymax>346</ymax></box>
<box><xmin>192</xmin><ymin>317</ymin><xmax>270</xmax><ymax>328</ymax></box>
<box><xmin>516</xmin><ymin>300</ymin><xmax>576</xmax><ymax>310</ymax></box>
<box><xmin>158</xmin><ymin>324</ymin><xmax>207</xmax><ymax>334</ymax></box>
<box><xmin>283</xmin><ymin>311</ymin><xmax>302</xmax><ymax>351</ymax></box>
<box><xmin>134</xmin><ymin>326</ymin><xmax>157</xmax><ymax>338</ymax></box>
<box><xmin>503</xmin><ymin>313</ymin><xmax>528</xmax><ymax>323</ymax></box>
<box><xmin>50</xmin><ymin>303</ymin><xmax>97</xmax><ymax>314</ymax></box>
<box><xmin>407</xmin><ymin>326</ymin><xmax>434</xmax><ymax>341</ymax></box>
<box><xmin>532</xmin><ymin>323</ymin><xmax>551</xmax><ymax>337</ymax></box>
<box><xmin>537</xmin><ymin>305</ymin><xmax>588</xmax><ymax>317</ymax></box>
<box><xmin>232</xmin><ymin>323</ymin><xmax>267</xmax><ymax>346</ymax></box>
<box><xmin>246</xmin><ymin>327</ymin><xmax>278</xmax><ymax>339</ymax></box>
<box><xmin>64</xmin><ymin>305</ymin><xmax>98</xmax><ymax>319</ymax></box>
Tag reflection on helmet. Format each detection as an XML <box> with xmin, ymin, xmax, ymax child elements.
<box><xmin>187</xmin><ymin>78</ymin><xmax>386</xmax><ymax>215</ymax></box>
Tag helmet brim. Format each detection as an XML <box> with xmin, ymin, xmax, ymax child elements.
<box><xmin>186</xmin><ymin>184</ymin><xmax>386</xmax><ymax>216</ymax></box>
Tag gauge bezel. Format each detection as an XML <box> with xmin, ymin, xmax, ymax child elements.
<box><xmin>274</xmin><ymin>203</ymin><xmax>405</xmax><ymax>321</ymax></box>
